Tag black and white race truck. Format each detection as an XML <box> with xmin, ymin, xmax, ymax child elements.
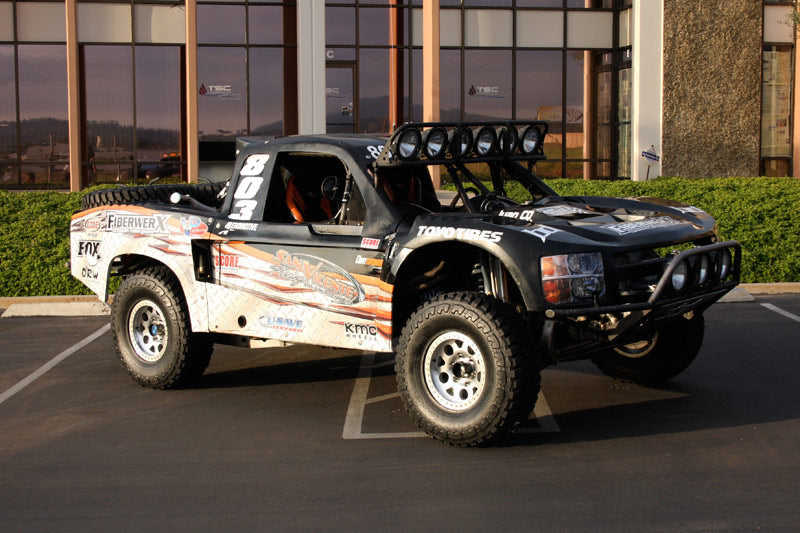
<box><xmin>70</xmin><ymin>121</ymin><xmax>741</xmax><ymax>446</ymax></box>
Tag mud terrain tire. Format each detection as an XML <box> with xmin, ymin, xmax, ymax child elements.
<box><xmin>111</xmin><ymin>266</ymin><xmax>213</xmax><ymax>389</ymax></box>
<box><xmin>396</xmin><ymin>292</ymin><xmax>540</xmax><ymax>446</ymax></box>
<box><xmin>81</xmin><ymin>182</ymin><xmax>225</xmax><ymax>211</ymax></box>
<box><xmin>591</xmin><ymin>313</ymin><xmax>705</xmax><ymax>385</ymax></box>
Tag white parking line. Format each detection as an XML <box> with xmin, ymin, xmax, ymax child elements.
<box><xmin>342</xmin><ymin>352</ymin><xmax>560</xmax><ymax>439</ymax></box>
<box><xmin>761</xmin><ymin>303</ymin><xmax>800</xmax><ymax>324</ymax></box>
<box><xmin>0</xmin><ymin>324</ymin><xmax>110</xmax><ymax>407</ymax></box>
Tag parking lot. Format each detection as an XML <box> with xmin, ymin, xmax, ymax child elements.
<box><xmin>1</xmin><ymin>295</ymin><xmax>799</xmax><ymax>530</ymax></box>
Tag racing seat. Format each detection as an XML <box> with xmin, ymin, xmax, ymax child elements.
<box><xmin>379</xmin><ymin>175</ymin><xmax>420</xmax><ymax>205</ymax></box>
<box><xmin>286</xmin><ymin>175</ymin><xmax>335</xmax><ymax>223</ymax></box>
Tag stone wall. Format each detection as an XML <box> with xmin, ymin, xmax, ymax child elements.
<box><xmin>662</xmin><ymin>0</ymin><xmax>762</xmax><ymax>177</ymax></box>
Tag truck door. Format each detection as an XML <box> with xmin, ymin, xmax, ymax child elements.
<box><xmin>207</xmin><ymin>150</ymin><xmax>392</xmax><ymax>352</ymax></box>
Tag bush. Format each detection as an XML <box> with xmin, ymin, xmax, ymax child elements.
<box><xmin>0</xmin><ymin>177</ymin><xmax>798</xmax><ymax>297</ymax></box>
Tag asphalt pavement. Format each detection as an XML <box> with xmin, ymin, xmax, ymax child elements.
<box><xmin>0</xmin><ymin>295</ymin><xmax>798</xmax><ymax>530</ymax></box>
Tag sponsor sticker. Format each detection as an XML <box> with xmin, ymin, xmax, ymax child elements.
<box><xmin>355</xmin><ymin>255</ymin><xmax>383</xmax><ymax>268</ymax></box>
<box><xmin>343</xmin><ymin>322</ymin><xmax>379</xmax><ymax>340</ymax></box>
<box><xmin>499</xmin><ymin>209</ymin><xmax>535</xmax><ymax>222</ymax></box>
<box><xmin>180</xmin><ymin>216</ymin><xmax>209</xmax><ymax>237</ymax></box>
<box><xmin>218</xmin><ymin>221</ymin><xmax>259</xmax><ymax>235</ymax></box>
<box><xmin>83</xmin><ymin>213</ymin><xmax>105</xmax><ymax>232</ymax></box>
<box><xmin>416</xmin><ymin>225</ymin><xmax>503</xmax><ymax>244</ymax></box>
<box><xmin>535</xmin><ymin>205</ymin><xmax>594</xmax><ymax>217</ymax></box>
<box><xmin>522</xmin><ymin>225</ymin><xmax>561</xmax><ymax>243</ymax></box>
<box><xmin>674</xmin><ymin>206</ymin><xmax>705</xmax><ymax>214</ymax></box>
<box><xmin>258</xmin><ymin>316</ymin><xmax>304</xmax><ymax>332</ymax></box>
<box><xmin>272</xmin><ymin>250</ymin><xmax>365</xmax><ymax>305</ymax></box>
<box><xmin>77</xmin><ymin>240</ymin><xmax>101</xmax><ymax>267</ymax></box>
<box><xmin>105</xmin><ymin>213</ymin><xmax>171</xmax><ymax>235</ymax></box>
<box><xmin>214</xmin><ymin>253</ymin><xmax>240</xmax><ymax>270</ymax></box>
<box><xmin>81</xmin><ymin>267</ymin><xmax>99</xmax><ymax>280</ymax></box>
<box><xmin>361</xmin><ymin>237</ymin><xmax>381</xmax><ymax>250</ymax></box>
<box><xmin>603</xmin><ymin>216</ymin><xmax>683</xmax><ymax>235</ymax></box>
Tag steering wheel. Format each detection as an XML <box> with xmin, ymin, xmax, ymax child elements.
<box><xmin>321</xmin><ymin>175</ymin><xmax>343</xmax><ymax>202</ymax></box>
<box><xmin>448</xmin><ymin>187</ymin><xmax>481</xmax><ymax>211</ymax></box>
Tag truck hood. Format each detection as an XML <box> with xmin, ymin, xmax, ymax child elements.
<box><xmin>410</xmin><ymin>195</ymin><xmax>717</xmax><ymax>250</ymax></box>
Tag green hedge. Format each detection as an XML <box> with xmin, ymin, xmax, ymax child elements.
<box><xmin>0</xmin><ymin>177</ymin><xmax>798</xmax><ymax>297</ymax></box>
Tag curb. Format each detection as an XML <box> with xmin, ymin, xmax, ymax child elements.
<box><xmin>2</xmin><ymin>283</ymin><xmax>798</xmax><ymax>317</ymax></box>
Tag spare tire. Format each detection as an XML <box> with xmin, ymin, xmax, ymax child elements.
<box><xmin>81</xmin><ymin>182</ymin><xmax>226</xmax><ymax>211</ymax></box>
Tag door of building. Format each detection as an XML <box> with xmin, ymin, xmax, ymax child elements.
<box><xmin>326</xmin><ymin>64</ymin><xmax>356</xmax><ymax>133</ymax></box>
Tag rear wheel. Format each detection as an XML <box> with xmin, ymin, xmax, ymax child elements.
<box><xmin>111</xmin><ymin>266</ymin><xmax>212</xmax><ymax>389</ymax></box>
<box><xmin>396</xmin><ymin>292</ymin><xmax>540</xmax><ymax>446</ymax></box>
<box><xmin>591</xmin><ymin>313</ymin><xmax>705</xmax><ymax>385</ymax></box>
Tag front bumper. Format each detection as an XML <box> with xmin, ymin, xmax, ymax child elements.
<box><xmin>540</xmin><ymin>241</ymin><xmax>741</xmax><ymax>361</ymax></box>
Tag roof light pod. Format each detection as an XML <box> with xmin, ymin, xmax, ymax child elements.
<box><xmin>473</xmin><ymin>126</ymin><xmax>497</xmax><ymax>156</ymax></box>
<box><xmin>422</xmin><ymin>127</ymin><xmax>449</xmax><ymax>160</ymax></box>
<box><xmin>449</xmin><ymin>127</ymin><xmax>473</xmax><ymax>158</ymax></box>
<box><xmin>520</xmin><ymin>125</ymin><xmax>543</xmax><ymax>155</ymax></box>
<box><xmin>395</xmin><ymin>127</ymin><xmax>422</xmax><ymax>160</ymax></box>
<box><xmin>498</xmin><ymin>126</ymin><xmax>519</xmax><ymax>156</ymax></box>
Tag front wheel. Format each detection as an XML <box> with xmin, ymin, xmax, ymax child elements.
<box><xmin>395</xmin><ymin>292</ymin><xmax>540</xmax><ymax>446</ymax></box>
<box><xmin>111</xmin><ymin>267</ymin><xmax>212</xmax><ymax>389</ymax></box>
<box><xmin>591</xmin><ymin>313</ymin><xmax>705</xmax><ymax>385</ymax></box>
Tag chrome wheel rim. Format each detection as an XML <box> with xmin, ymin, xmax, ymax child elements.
<box><xmin>614</xmin><ymin>332</ymin><xmax>658</xmax><ymax>359</ymax></box>
<box><xmin>128</xmin><ymin>299</ymin><xmax>168</xmax><ymax>363</ymax></box>
<box><xmin>423</xmin><ymin>331</ymin><xmax>486</xmax><ymax>411</ymax></box>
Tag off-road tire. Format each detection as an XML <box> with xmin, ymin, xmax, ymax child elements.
<box><xmin>81</xmin><ymin>182</ymin><xmax>225</xmax><ymax>211</ymax></box>
<box><xmin>591</xmin><ymin>313</ymin><xmax>705</xmax><ymax>385</ymax></box>
<box><xmin>111</xmin><ymin>266</ymin><xmax>213</xmax><ymax>389</ymax></box>
<box><xmin>395</xmin><ymin>292</ymin><xmax>540</xmax><ymax>446</ymax></box>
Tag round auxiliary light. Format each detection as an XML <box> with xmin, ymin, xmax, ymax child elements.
<box><xmin>474</xmin><ymin>126</ymin><xmax>497</xmax><ymax>156</ymax></box>
<box><xmin>449</xmin><ymin>127</ymin><xmax>473</xmax><ymax>158</ymax></box>
<box><xmin>696</xmin><ymin>254</ymin><xmax>711</xmax><ymax>286</ymax></box>
<box><xmin>717</xmin><ymin>248</ymin><xmax>732</xmax><ymax>280</ymax></box>
<box><xmin>423</xmin><ymin>127</ymin><xmax>449</xmax><ymax>160</ymax></box>
<box><xmin>396</xmin><ymin>127</ymin><xmax>422</xmax><ymax>161</ymax></box>
<box><xmin>520</xmin><ymin>125</ymin><xmax>542</xmax><ymax>155</ymax></box>
<box><xmin>498</xmin><ymin>126</ymin><xmax>519</xmax><ymax>156</ymax></box>
<box><xmin>671</xmin><ymin>260</ymin><xmax>688</xmax><ymax>292</ymax></box>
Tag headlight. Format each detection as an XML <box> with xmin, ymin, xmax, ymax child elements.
<box><xmin>422</xmin><ymin>127</ymin><xmax>448</xmax><ymax>159</ymax></box>
<box><xmin>520</xmin><ymin>125</ymin><xmax>542</xmax><ymax>155</ymax></box>
<box><xmin>449</xmin><ymin>127</ymin><xmax>473</xmax><ymax>158</ymax></box>
<box><xmin>498</xmin><ymin>126</ymin><xmax>518</xmax><ymax>156</ymax></box>
<box><xmin>473</xmin><ymin>126</ymin><xmax>497</xmax><ymax>156</ymax></box>
<box><xmin>396</xmin><ymin>128</ymin><xmax>422</xmax><ymax>160</ymax></box>
<box><xmin>671</xmin><ymin>260</ymin><xmax>688</xmax><ymax>291</ymax></box>
<box><xmin>541</xmin><ymin>252</ymin><xmax>605</xmax><ymax>304</ymax></box>
<box><xmin>696</xmin><ymin>254</ymin><xmax>710</xmax><ymax>286</ymax></box>
<box><xmin>716</xmin><ymin>248</ymin><xmax>732</xmax><ymax>280</ymax></box>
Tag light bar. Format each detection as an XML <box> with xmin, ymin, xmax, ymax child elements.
<box><xmin>376</xmin><ymin>120</ymin><xmax>549</xmax><ymax>167</ymax></box>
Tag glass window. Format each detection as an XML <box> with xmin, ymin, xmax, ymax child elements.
<box><xmin>761</xmin><ymin>46</ymin><xmax>792</xmax><ymax>158</ymax></box>
<box><xmin>516</xmin><ymin>50</ymin><xmax>562</xmax><ymax>120</ymax></box>
<box><xmin>440</xmin><ymin>9</ymin><xmax>461</xmax><ymax>47</ymax></box>
<box><xmin>17</xmin><ymin>2</ymin><xmax>66</xmax><ymax>42</ymax></box>
<box><xmin>0</xmin><ymin>45</ymin><xmax>16</xmax><ymax>186</ymax></box>
<box><xmin>18</xmin><ymin>45</ymin><xmax>68</xmax><ymax>164</ymax></box>
<box><xmin>464</xmin><ymin>9</ymin><xmax>512</xmax><ymax>47</ymax></box>
<box><xmin>250</xmin><ymin>48</ymin><xmax>284</xmax><ymax>136</ymax></box>
<box><xmin>134</xmin><ymin>5</ymin><xmax>186</xmax><ymax>44</ymax></box>
<box><xmin>464</xmin><ymin>0</ymin><xmax>511</xmax><ymax>6</ymax></box>
<box><xmin>440</xmin><ymin>49</ymin><xmax>461</xmax><ymax>121</ymax></box>
<box><xmin>0</xmin><ymin>2</ymin><xmax>13</xmax><ymax>41</ymax></box>
<box><xmin>135</xmin><ymin>46</ymin><xmax>182</xmax><ymax>160</ymax></box>
<box><xmin>764</xmin><ymin>5</ymin><xmax>794</xmax><ymax>43</ymax></box>
<box><xmin>464</xmin><ymin>50</ymin><xmax>511</xmax><ymax>121</ymax></box>
<box><xmin>359</xmin><ymin>49</ymin><xmax>390</xmax><ymax>133</ymax></box>
<box><xmin>359</xmin><ymin>7</ymin><xmax>389</xmax><ymax>46</ymax></box>
<box><xmin>198</xmin><ymin>47</ymin><xmax>247</xmax><ymax>141</ymax></box>
<box><xmin>595</xmin><ymin>69</ymin><xmax>612</xmax><ymax>178</ymax></box>
<box><xmin>566</xmin><ymin>11</ymin><xmax>612</xmax><ymax>49</ymax></box>
<box><xmin>411</xmin><ymin>49</ymin><xmax>423</xmax><ymax>122</ymax></box>
<box><xmin>198</xmin><ymin>5</ymin><xmax>245</xmax><ymax>44</ymax></box>
<box><xmin>618</xmin><ymin>8</ymin><xmax>631</xmax><ymax>48</ymax></box>
<box><xmin>617</xmin><ymin>67</ymin><xmax>631</xmax><ymax>178</ymax></box>
<box><xmin>565</xmin><ymin>51</ymin><xmax>584</xmax><ymax>177</ymax></box>
<box><xmin>516</xmin><ymin>11</ymin><xmax>564</xmax><ymax>48</ymax></box>
<box><xmin>517</xmin><ymin>1</ymin><xmax>563</xmax><ymax>6</ymax></box>
<box><xmin>326</xmin><ymin>7</ymin><xmax>356</xmax><ymax>46</ymax></box>
<box><xmin>77</xmin><ymin>4</ymin><xmax>132</xmax><ymax>43</ymax></box>
<box><xmin>567</xmin><ymin>0</ymin><xmax>613</xmax><ymax>7</ymax></box>
<box><xmin>249</xmin><ymin>6</ymin><xmax>284</xmax><ymax>45</ymax></box>
<box><xmin>84</xmin><ymin>46</ymin><xmax>134</xmax><ymax>176</ymax></box>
